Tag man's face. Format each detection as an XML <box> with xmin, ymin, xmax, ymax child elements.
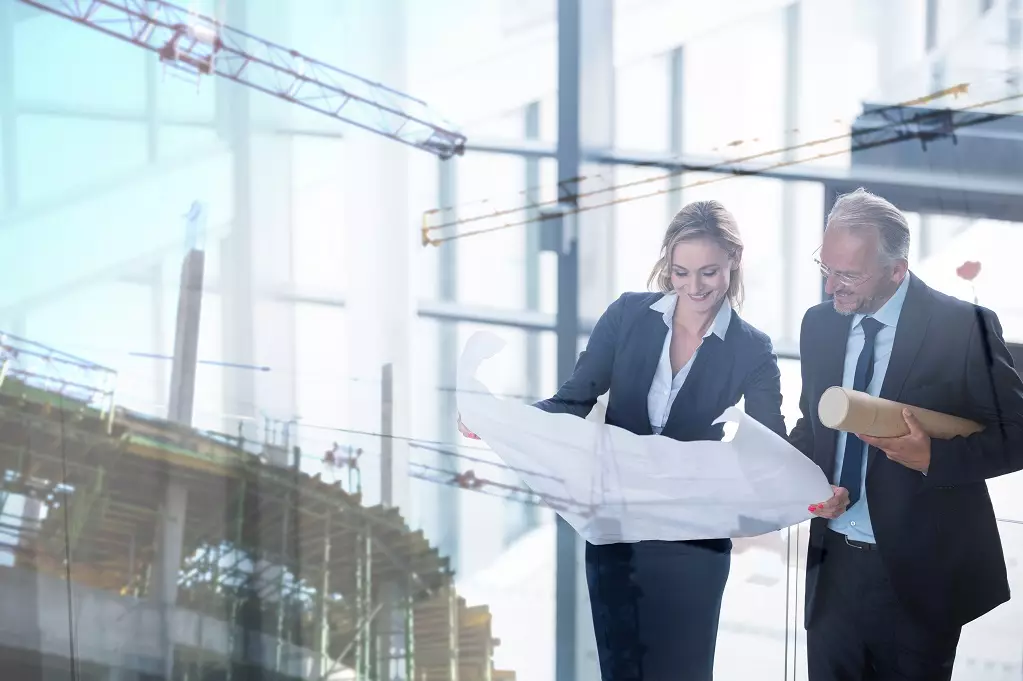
<box><xmin>819</xmin><ymin>225</ymin><xmax>906</xmax><ymax>316</ymax></box>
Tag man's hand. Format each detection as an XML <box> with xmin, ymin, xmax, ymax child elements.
<box><xmin>457</xmin><ymin>413</ymin><xmax>480</xmax><ymax>440</ymax></box>
<box><xmin>859</xmin><ymin>408</ymin><xmax>931</xmax><ymax>474</ymax></box>
<box><xmin>809</xmin><ymin>485</ymin><xmax>850</xmax><ymax>519</ymax></box>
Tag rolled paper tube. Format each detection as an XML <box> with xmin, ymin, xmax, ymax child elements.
<box><xmin>817</xmin><ymin>386</ymin><xmax>983</xmax><ymax>440</ymax></box>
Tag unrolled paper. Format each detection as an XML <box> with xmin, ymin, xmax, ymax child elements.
<box><xmin>457</xmin><ymin>331</ymin><xmax>834</xmax><ymax>544</ymax></box>
<box><xmin>817</xmin><ymin>386</ymin><xmax>983</xmax><ymax>439</ymax></box>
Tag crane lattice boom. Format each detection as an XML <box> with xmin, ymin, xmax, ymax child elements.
<box><xmin>19</xmin><ymin>0</ymin><xmax>467</xmax><ymax>159</ymax></box>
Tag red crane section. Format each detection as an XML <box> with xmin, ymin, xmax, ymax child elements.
<box><xmin>19</xmin><ymin>0</ymin><xmax>467</xmax><ymax>159</ymax></box>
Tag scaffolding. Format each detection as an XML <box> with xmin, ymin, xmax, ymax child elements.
<box><xmin>0</xmin><ymin>334</ymin><xmax>514</xmax><ymax>681</ymax></box>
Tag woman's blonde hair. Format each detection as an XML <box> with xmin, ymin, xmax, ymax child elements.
<box><xmin>647</xmin><ymin>200</ymin><xmax>745</xmax><ymax>308</ymax></box>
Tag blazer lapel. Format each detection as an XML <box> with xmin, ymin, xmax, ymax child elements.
<box><xmin>871</xmin><ymin>275</ymin><xmax>932</xmax><ymax>469</ymax></box>
<box><xmin>665</xmin><ymin>332</ymin><xmax>725</xmax><ymax>428</ymax></box>
<box><xmin>635</xmin><ymin>307</ymin><xmax>669</xmax><ymax>432</ymax></box>
<box><xmin>817</xmin><ymin>309</ymin><xmax>853</xmax><ymax>482</ymax></box>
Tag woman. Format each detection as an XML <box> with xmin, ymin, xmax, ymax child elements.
<box><xmin>460</xmin><ymin>200</ymin><xmax>786</xmax><ymax>681</ymax></box>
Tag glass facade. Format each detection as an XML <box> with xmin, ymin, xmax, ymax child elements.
<box><xmin>1</xmin><ymin>0</ymin><xmax>1022</xmax><ymax>679</ymax></box>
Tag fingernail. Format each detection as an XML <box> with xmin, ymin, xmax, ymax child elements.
<box><xmin>808</xmin><ymin>505</ymin><xmax>815</xmax><ymax>512</ymax></box>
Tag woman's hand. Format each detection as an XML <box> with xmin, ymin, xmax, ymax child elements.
<box><xmin>457</xmin><ymin>413</ymin><xmax>480</xmax><ymax>440</ymax></box>
<box><xmin>808</xmin><ymin>485</ymin><xmax>850</xmax><ymax>519</ymax></box>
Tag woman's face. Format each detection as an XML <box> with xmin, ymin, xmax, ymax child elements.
<box><xmin>669</xmin><ymin>237</ymin><xmax>734</xmax><ymax>315</ymax></box>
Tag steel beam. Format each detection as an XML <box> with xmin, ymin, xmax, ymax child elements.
<box><xmin>456</xmin><ymin>136</ymin><xmax>1023</xmax><ymax>207</ymax></box>
<box><xmin>555</xmin><ymin>2</ymin><xmax>582</xmax><ymax>679</ymax></box>
<box><xmin>1011</xmin><ymin>0</ymin><xmax>1021</xmax><ymax>91</ymax></box>
<box><xmin>435</xmin><ymin>153</ymin><xmax>460</xmax><ymax>564</ymax></box>
<box><xmin>820</xmin><ymin>184</ymin><xmax>840</xmax><ymax>304</ymax></box>
<box><xmin>667</xmin><ymin>46</ymin><xmax>685</xmax><ymax>218</ymax></box>
<box><xmin>517</xmin><ymin>100</ymin><xmax>543</xmax><ymax>541</ymax></box>
<box><xmin>554</xmin><ymin>2</ymin><xmax>615</xmax><ymax>680</ymax></box>
<box><xmin>418</xmin><ymin>299</ymin><xmax>595</xmax><ymax>335</ymax></box>
<box><xmin>781</xmin><ymin>2</ymin><xmax>802</xmax><ymax>347</ymax></box>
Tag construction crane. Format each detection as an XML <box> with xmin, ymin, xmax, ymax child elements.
<box><xmin>420</xmin><ymin>82</ymin><xmax>1023</xmax><ymax>244</ymax></box>
<box><xmin>19</xmin><ymin>0</ymin><xmax>467</xmax><ymax>159</ymax></box>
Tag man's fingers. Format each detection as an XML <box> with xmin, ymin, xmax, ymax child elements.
<box><xmin>902</xmin><ymin>408</ymin><xmax>924</xmax><ymax>436</ymax></box>
<box><xmin>884</xmin><ymin>448</ymin><xmax>907</xmax><ymax>462</ymax></box>
<box><xmin>858</xmin><ymin>433</ymin><xmax>884</xmax><ymax>448</ymax></box>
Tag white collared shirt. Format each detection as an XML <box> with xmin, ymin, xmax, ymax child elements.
<box><xmin>647</xmin><ymin>293</ymin><xmax>732</xmax><ymax>434</ymax></box>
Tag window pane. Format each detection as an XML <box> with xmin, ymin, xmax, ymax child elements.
<box><xmin>294</xmin><ymin>302</ymin><xmax>350</xmax><ymax>477</ymax></box>
<box><xmin>16</xmin><ymin>115</ymin><xmax>149</xmax><ymax>206</ymax></box>
<box><xmin>682</xmin><ymin>11</ymin><xmax>786</xmax><ymax>157</ymax></box>
<box><xmin>446</xmin><ymin>151</ymin><xmax>530</xmax><ymax>310</ymax></box>
<box><xmin>412</xmin><ymin>316</ymin><xmax>557</xmax><ymax>681</ymax></box>
<box><xmin>614</xmin><ymin>167</ymin><xmax>669</xmax><ymax>293</ymax></box>
<box><xmin>292</xmin><ymin>138</ymin><xmax>346</xmax><ymax>298</ymax></box>
<box><xmin>13</xmin><ymin>11</ymin><xmax>146</xmax><ymax>111</ymax></box>
<box><xmin>616</xmin><ymin>55</ymin><xmax>670</xmax><ymax>152</ymax></box>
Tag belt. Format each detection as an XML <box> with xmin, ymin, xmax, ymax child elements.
<box><xmin>827</xmin><ymin>529</ymin><xmax>878</xmax><ymax>552</ymax></box>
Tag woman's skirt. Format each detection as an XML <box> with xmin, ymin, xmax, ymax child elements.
<box><xmin>584</xmin><ymin>538</ymin><xmax>732</xmax><ymax>681</ymax></box>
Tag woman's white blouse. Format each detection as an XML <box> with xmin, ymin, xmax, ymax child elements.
<box><xmin>646</xmin><ymin>293</ymin><xmax>733</xmax><ymax>434</ymax></box>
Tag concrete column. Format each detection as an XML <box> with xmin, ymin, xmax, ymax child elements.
<box><xmin>340</xmin><ymin>0</ymin><xmax>413</xmax><ymax>513</ymax></box>
<box><xmin>216</xmin><ymin>5</ymin><xmax>298</xmax><ymax>673</ymax></box>
<box><xmin>149</xmin><ymin>229</ymin><xmax>205</xmax><ymax>679</ymax></box>
<box><xmin>219</xmin><ymin>0</ymin><xmax>298</xmax><ymax>438</ymax></box>
<box><xmin>218</xmin><ymin>0</ymin><xmax>256</xmax><ymax>438</ymax></box>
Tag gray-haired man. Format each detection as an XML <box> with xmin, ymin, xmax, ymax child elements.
<box><xmin>789</xmin><ymin>187</ymin><xmax>1023</xmax><ymax>680</ymax></box>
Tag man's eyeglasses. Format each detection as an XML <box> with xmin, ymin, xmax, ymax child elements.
<box><xmin>812</xmin><ymin>246</ymin><xmax>871</xmax><ymax>288</ymax></box>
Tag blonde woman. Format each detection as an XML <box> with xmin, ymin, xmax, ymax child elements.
<box><xmin>461</xmin><ymin>200</ymin><xmax>786</xmax><ymax>681</ymax></box>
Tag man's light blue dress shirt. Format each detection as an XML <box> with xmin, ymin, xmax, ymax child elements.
<box><xmin>829</xmin><ymin>273</ymin><xmax>912</xmax><ymax>544</ymax></box>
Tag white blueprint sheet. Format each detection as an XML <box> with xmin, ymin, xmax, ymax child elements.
<box><xmin>457</xmin><ymin>331</ymin><xmax>833</xmax><ymax>544</ymax></box>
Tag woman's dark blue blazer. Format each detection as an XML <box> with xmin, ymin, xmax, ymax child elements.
<box><xmin>534</xmin><ymin>291</ymin><xmax>786</xmax><ymax>442</ymax></box>
<box><xmin>532</xmin><ymin>290</ymin><xmax>787</xmax><ymax>681</ymax></box>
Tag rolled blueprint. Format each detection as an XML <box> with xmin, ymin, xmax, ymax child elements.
<box><xmin>457</xmin><ymin>331</ymin><xmax>834</xmax><ymax>544</ymax></box>
<box><xmin>817</xmin><ymin>386</ymin><xmax>983</xmax><ymax>440</ymax></box>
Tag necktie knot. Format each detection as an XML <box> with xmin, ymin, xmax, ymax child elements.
<box><xmin>861</xmin><ymin>317</ymin><xmax>883</xmax><ymax>341</ymax></box>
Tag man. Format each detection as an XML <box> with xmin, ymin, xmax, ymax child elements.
<box><xmin>789</xmin><ymin>187</ymin><xmax>1023</xmax><ymax>681</ymax></box>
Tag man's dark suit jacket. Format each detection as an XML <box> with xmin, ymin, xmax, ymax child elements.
<box><xmin>534</xmin><ymin>291</ymin><xmax>787</xmax><ymax>444</ymax></box>
<box><xmin>790</xmin><ymin>273</ymin><xmax>1023</xmax><ymax>630</ymax></box>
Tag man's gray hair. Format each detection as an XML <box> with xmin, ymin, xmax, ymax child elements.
<box><xmin>826</xmin><ymin>187</ymin><xmax>910</xmax><ymax>263</ymax></box>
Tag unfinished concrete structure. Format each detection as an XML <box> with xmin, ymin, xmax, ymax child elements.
<box><xmin>0</xmin><ymin>332</ymin><xmax>514</xmax><ymax>681</ymax></box>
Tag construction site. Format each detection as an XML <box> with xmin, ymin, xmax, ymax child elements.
<box><xmin>0</xmin><ymin>327</ymin><xmax>515</xmax><ymax>681</ymax></box>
